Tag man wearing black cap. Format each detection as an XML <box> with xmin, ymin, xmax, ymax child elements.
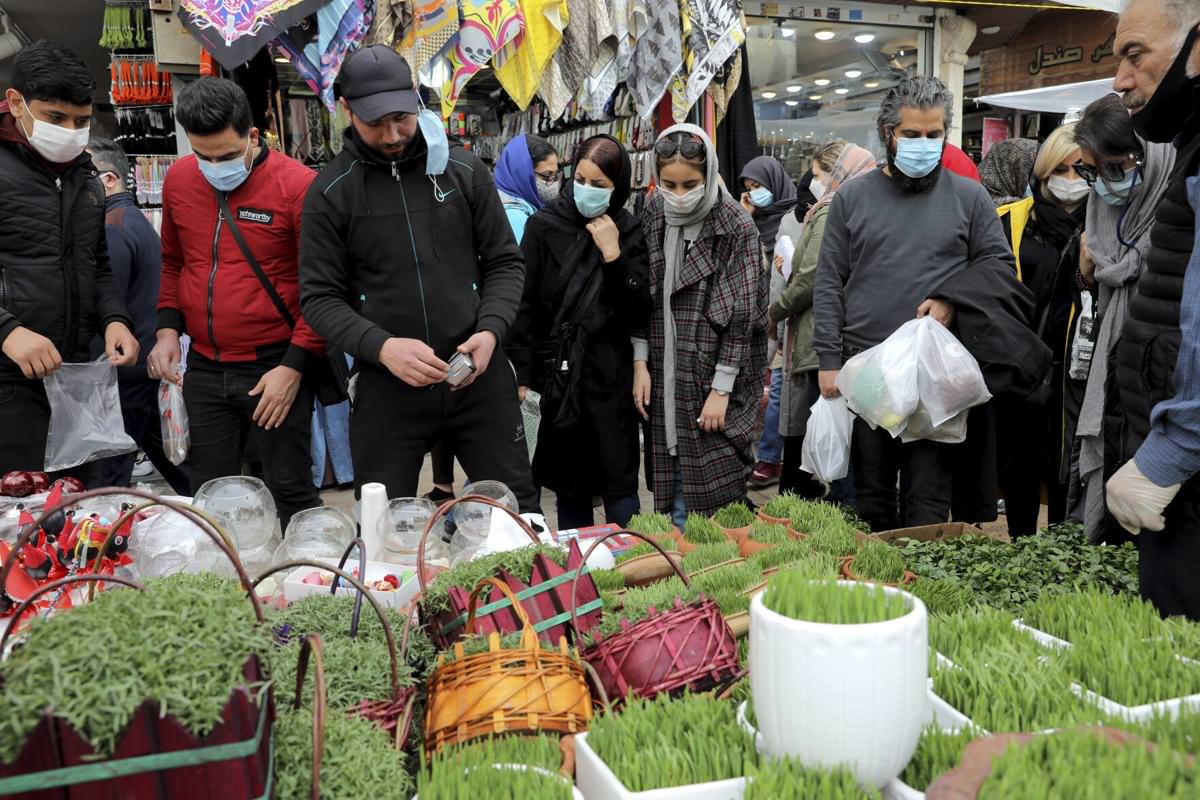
<box><xmin>299</xmin><ymin>45</ymin><xmax>538</xmax><ymax>511</ymax></box>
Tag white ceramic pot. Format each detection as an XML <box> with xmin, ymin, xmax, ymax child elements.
<box><xmin>748</xmin><ymin>581</ymin><xmax>928</xmax><ymax>788</ymax></box>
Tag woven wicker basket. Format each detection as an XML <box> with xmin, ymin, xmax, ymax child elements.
<box><xmin>424</xmin><ymin>577</ymin><xmax>593</xmax><ymax>753</ymax></box>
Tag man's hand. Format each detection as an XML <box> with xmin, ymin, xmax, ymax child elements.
<box><xmin>248</xmin><ymin>365</ymin><xmax>303</xmax><ymax>430</ymax></box>
<box><xmin>1106</xmin><ymin>459</ymin><xmax>1181</xmax><ymax>534</ymax></box>
<box><xmin>451</xmin><ymin>331</ymin><xmax>498</xmax><ymax>391</ymax></box>
<box><xmin>698</xmin><ymin>390</ymin><xmax>729</xmax><ymax>433</ymax></box>
<box><xmin>819</xmin><ymin>369</ymin><xmax>841</xmax><ymax>399</ymax></box>
<box><xmin>585</xmin><ymin>214</ymin><xmax>622</xmax><ymax>263</ymax></box>
<box><xmin>1</xmin><ymin>326</ymin><xmax>61</xmax><ymax>379</ymax></box>
<box><xmin>633</xmin><ymin>361</ymin><xmax>651</xmax><ymax>420</ymax></box>
<box><xmin>147</xmin><ymin>329</ymin><xmax>183</xmax><ymax>385</ymax></box>
<box><xmin>917</xmin><ymin>298</ymin><xmax>955</xmax><ymax>328</ymax></box>
<box><xmin>379</xmin><ymin>337</ymin><xmax>449</xmax><ymax>388</ymax></box>
<box><xmin>104</xmin><ymin>321</ymin><xmax>139</xmax><ymax>367</ymax></box>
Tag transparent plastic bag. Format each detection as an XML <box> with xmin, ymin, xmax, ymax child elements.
<box><xmin>900</xmin><ymin>406</ymin><xmax>969</xmax><ymax>444</ymax></box>
<box><xmin>913</xmin><ymin>316</ymin><xmax>991</xmax><ymax>427</ymax></box>
<box><xmin>836</xmin><ymin>321</ymin><xmax>921</xmax><ymax>437</ymax></box>
<box><xmin>158</xmin><ymin>379</ymin><xmax>189</xmax><ymax>465</ymax></box>
<box><xmin>801</xmin><ymin>396</ymin><xmax>854</xmax><ymax>482</ymax></box>
<box><xmin>43</xmin><ymin>362</ymin><xmax>137</xmax><ymax>472</ymax></box>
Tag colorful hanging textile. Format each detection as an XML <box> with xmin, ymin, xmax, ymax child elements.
<box><xmin>705</xmin><ymin>47</ymin><xmax>741</xmax><ymax>124</ymax></box>
<box><xmin>680</xmin><ymin>0</ymin><xmax>744</xmax><ymax>111</ymax></box>
<box><xmin>273</xmin><ymin>0</ymin><xmax>375</xmax><ymax>111</ymax></box>
<box><xmin>178</xmin><ymin>0</ymin><xmax>324</xmax><ymax>71</ymax></box>
<box><xmin>493</xmin><ymin>0</ymin><xmax>568</xmax><ymax>110</ymax></box>
<box><xmin>366</xmin><ymin>0</ymin><xmax>412</xmax><ymax>46</ymax></box>
<box><xmin>629</xmin><ymin>0</ymin><xmax>682</xmax><ymax>119</ymax></box>
<box><xmin>541</xmin><ymin>0</ymin><xmax>615</xmax><ymax>119</ymax></box>
<box><xmin>437</xmin><ymin>0</ymin><xmax>525</xmax><ymax>117</ymax></box>
<box><xmin>399</xmin><ymin>0</ymin><xmax>459</xmax><ymax>72</ymax></box>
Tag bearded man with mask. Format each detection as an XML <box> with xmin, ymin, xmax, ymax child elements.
<box><xmin>0</xmin><ymin>41</ymin><xmax>139</xmax><ymax>473</ymax></box>
<box><xmin>299</xmin><ymin>46</ymin><xmax>538</xmax><ymax>511</ymax></box>
<box><xmin>1104</xmin><ymin>0</ymin><xmax>1200</xmax><ymax>618</ymax></box>
<box><xmin>148</xmin><ymin>77</ymin><xmax>324</xmax><ymax>529</ymax></box>
<box><xmin>812</xmin><ymin>76</ymin><xmax>1014</xmax><ymax>532</ymax></box>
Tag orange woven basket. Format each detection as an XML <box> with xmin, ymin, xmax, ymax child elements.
<box><xmin>423</xmin><ymin>577</ymin><xmax>594</xmax><ymax>753</ymax></box>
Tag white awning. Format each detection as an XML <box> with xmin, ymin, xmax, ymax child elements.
<box><xmin>1053</xmin><ymin>0</ymin><xmax>1120</xmax><ymax>10</ymax></box>
<box><xmin>975</xmin><ymin>78</ymin><xmax>1116</xmax><ymax>114</ymax></box>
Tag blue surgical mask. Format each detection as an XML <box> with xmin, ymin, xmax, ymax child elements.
<box><xmin>418</xmin><ymin>109</ymin><xmax>448</xmax><ymax>176</ymax></box>
<box><xmin>893</xmin><ymin>137</ymin><xmax>944</xmax><ymax>179</ymax></box>
<box><xmin>574</xmin><ymin>182</ymin><xmax>613</xmax><ymax>218</ymax></box>
<box><xmin>197</xmin><ymin>141</ymin><xmax>252</xmax><ymax>192</ymax></box>
<box><xmin>749</xmin><ymin>186</ymin><xmax>774</xmax><ymax>207</ymax></box>
<box><xmin>1096</xmin><ymin>167</ymin><xmax>1142</xmax><ymax>207</ymax></box>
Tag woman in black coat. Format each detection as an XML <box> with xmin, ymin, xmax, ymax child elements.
<box><xmin>510</xmin><ymin>135</ymin><xmax>651</xmax><ymax>528</ymax></box>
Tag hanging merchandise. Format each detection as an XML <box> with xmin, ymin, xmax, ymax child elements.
<box><xmin>434</xmin><ymin>0</ymin><xmax>525</xmax><ymax>118</ymax></box>
<box><xmin>398</xmin><ymin>0</ymin><xmax>459</xmax><ymax>73</ymax></box>
<box><xmin>272</xmin><ymin>0</ymin><xmax>375</xmax><ymax>111</ymax></box>
<box><xmin>540</xmin><ymin>0</ymin><xmax>616</xmax><ymax>120</ymax></box>
<box><xmin>109</xmin><ymin>56</ymin><xmax>173</xmax><ymax>106</ymax></box>
<box><xmin>629</xmin><ymin>0</ymin><xmax>683</xmax><ymax>119</ymax></box>
<box><xmin>706</xmin><ymin>47</ymin><xmax>742</xmax><ymax>123</ymax></box>
<box><xmin>114</xmin><ymin>106</ymin><xmax>176</xmax><ymax>154</ymax></box>
<box><xmin>676</xmin><ymin>0</ymin><xmax>744</xmax><ymax>115</ymax></box>
<box><xmin>492</xmin><ymin>0</ymin><xmax>568</xmax><ymax>111</ymax></box>
<box><xmin>365</xmin><ymin>0</ymin><xmax>412</xmax><ymax>47</ymax></box>
<box><xmin>611</xmin><ymin>0</ymin><xmax>634</xmax><ymax>82</ymax></box>
<box><xmin>177</xmin><ymin>0</ymin><xmax>326</xmax><ymax>72</ymax></box>
<box><xmin>132</xmin><ymin>155</ymin><xmax>178</xmax><ymax>206</ymax></box>
<box><xmin>99</xmin><ymin>2</ymin><xmax>149</xmax><ymax>50</ymax></box>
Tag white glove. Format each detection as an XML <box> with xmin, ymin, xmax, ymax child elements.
<box><xmin>1105</xmin><ymin>459</ymin><xmax>1181</xmax><ymax>534</ymax></box>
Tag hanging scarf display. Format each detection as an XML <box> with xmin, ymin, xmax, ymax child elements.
<box><xmin>436</xmin><ymin>0</ymin><xmax>525</xmax><ymax>117</ymax></box>
<box><xmin>178</xmin><ymin>0</ymin><xmax>325</xmax><ymax>71</ymax></box>
<box><xmin>669</xmin><ymin>0</ymin><xmax>694</xmax><ymax>123</ymax></box>
<box><xmin>629</xmin><ymin>0</ymin><xmax>682</xmax><ymax>119</ymax></box>
<box><xmin>494</xmin><ymin>0</ymin><xmax>568</xmax><ymax>110</ymax></box>
<box><xmin>273</xmin><ymin>0</ymin><xmax>375</xmax><ymax>111</ymax></box>
<box><xmin>365</xmin><ymin>0</ymin><xmax>412</xmax><ymax>47</ymax></box>
<box><xmin>679</xmin><ymin>0</ymin><xmax>744</xmax><ymax>112</ymax></box>
<box><xmin>540</xmin><ymin>0</ymin><xmax>615</xmax><ymax>119</ymax></box>
<box><xmin>399</xmin><ymin>0</ymin><xmax>459</xmax><ymax>73</ymax></box>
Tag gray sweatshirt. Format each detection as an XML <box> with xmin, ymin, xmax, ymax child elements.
<box><xmin>813</xmin><ymin>169</ymin><xmax>1014</xmax><ymax>370</ymax></box>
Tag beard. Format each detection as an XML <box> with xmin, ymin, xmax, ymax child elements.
<box><xmin>886</xmin><ymin>145</ymin><xmax>942</xmax><ymax>193</ymax></box>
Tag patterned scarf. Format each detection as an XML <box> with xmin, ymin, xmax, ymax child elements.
<box><xmin>672</xmin><ymin>0</ymin><xmax>744</xmax><ymax>119</ymax></box>
<box><xmin>630</xmin><ymin>0</ymin><xmax>682</xmax><ymax>118</ymax></box>
<box><xmin>979</xmin><ymin>138</ymin><xmax>1038</xmax><ymax>207</ymax></box>
<box><xmin>493</xmin><ymin>0</ymin><xmax>568</xmax><ymax>110</ymax></box>
<box><xmin>804</xmin><ymin>144</ymin><xmax>877</xmax><ymax>224</ymax></box>
<box><xmin>272</xmin><ymin>0</ymin><xmax>374</xmax><ymax>111</ymax></box>
<box><xmin>398</xmin><ymin>0</ymin><xmax>459</xmax><ymax>72</ymax></box>
<box><xmin>438</xmin><ymin>0</ymin><xmax>525</xmax><ymax>117</ymax></box>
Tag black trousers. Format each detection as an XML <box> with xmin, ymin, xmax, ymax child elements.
<box><xmin>1140</xmin><ymin>480</ymin><xmax>1200</xmax><ymax>620</ymax></box>
<box><xmin>350</xmin><ymin>357</ymin><xmax>539</xmax><ymax>513</ymax></box>
<box><xmin>851</xmin><ymin>418</ymin><xmax>955</xmax><ymax>533</ymax></box>
<box><xmin>0</xmin><ymin>379</ymin><xmax>51</xmax><ymax>473</ymax></box>
<box><xmin>183</xmin><ymin>356</ymin><xmax>320</xmax><ymax>530</ymax></box>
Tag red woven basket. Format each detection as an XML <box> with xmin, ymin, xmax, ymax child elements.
<box><xmin>569</xmin><ymin>531</ymin><xmax>740</xmax><ymax>707</ymax></box>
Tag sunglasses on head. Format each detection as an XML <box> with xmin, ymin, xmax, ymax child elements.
<box><xmin>1073</xmin><ymin>153</ymin><xmax>1142</xmax><ymax>186</ymax></box>
<box><xmin>654</xmin><ymin>137</ymin><xmax>706</xmax><ymax>161</ymax></box>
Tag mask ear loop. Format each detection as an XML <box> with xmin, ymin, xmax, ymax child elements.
<box><xmin>415</xmin><ymin>91</ymin><xmax>448</xmax><ymax>202</ymax></box>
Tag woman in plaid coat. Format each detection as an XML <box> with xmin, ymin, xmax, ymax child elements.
<box><xmin>633</xmin><ymin>125</ymin><xmax>769</xmax><ymax>521</ymax></box>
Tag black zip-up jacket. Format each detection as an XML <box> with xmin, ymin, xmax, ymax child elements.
<box><xmin>299</xmin><ymin>127</ymin><xmax>524</xmax><ymax>366</ymax></box>
<box><xmin>0</xmin><ymin>128</ymin><xmax>132</xmax><ymax>382</ymax></box>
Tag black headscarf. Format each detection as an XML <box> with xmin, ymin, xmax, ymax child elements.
<box><xmin>554</xmin><ymin>134</ymin><xmax>634</xmax><ymax>225</ymax></box>
<box><xmin>738</xmin><ymin>155</ymin><xmax>798</xmax><ymax>250</ymax></box>
<box><xmin>792</xmin><ymin>168</ymin><xmax>817</xmax><ymax>224</ymax></box>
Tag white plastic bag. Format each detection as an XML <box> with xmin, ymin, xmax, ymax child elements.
<box><xmin>801</xmin><ymin>396</ymin><xmax>854</xmax><ymax>482</ymax></box>
<box><xmin>900</xmin><ymin>406</ymin><xmax>970</xmax><ymax>444</ymax></box>
<box><xmin>913</xmin><ymin>316</ymin><xmax>992</xmax><ymax>428</ymax></box>
<box><xmin>158</xmin><ymin>379</ymin><xmax>190</xmax><ymax>465</ymax></box>
<box><xmin>43</xmin><ymin>362</ymin><xmax>137</xmax><ymax>472</ymax></box>
<box><xmin>836</xmin><ymin>321</ymin><xmax>921</xmax><ymax>437</ymax></box>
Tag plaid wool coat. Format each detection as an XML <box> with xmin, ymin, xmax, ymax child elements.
<box><xmin>640</xmin><ymin>192</ymin><xmax>769</xmax><ymax>515</ymax></box>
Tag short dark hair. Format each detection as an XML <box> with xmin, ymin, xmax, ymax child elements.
<box><xmin>175</xmin><ymin>78</ymin><xmax>253</xmax><ymax>137</ymax></box>
<box><xmin>526</xmin><ymin>135</ymin><xmax>556</xmax><ymax>168</ymax></box>
<box><xmin>88</xmin><ymin>137</ymin><xmax>129</xmax><ymax>182</ymax></box>
<box><xmin>576</xmin><ymin>136</ymin><xmax>624</xmax><ymax>184</ymax></box>
<box><xmin>1075</xmin><ymin>94</ymin><xmax>1142</xmax><ymax>163</ymax></box>
<box><xmin>11</xmin><ymin>40</ymin><xmax>95</xmax><ymax>106</ymax></box>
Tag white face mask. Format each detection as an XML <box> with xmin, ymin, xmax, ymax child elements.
<box><xmin>1046</xmin><ymin>175</ymin><xmax>1089</xmax><ymax>206</ymax></box>
<box><xmin>16</xmin><ymin>96</ymin><xmax>89</xmax><ymax>164</ymax></box>
<box><xmin>663</xmin><ymin>184</ymin><xmax>706</xmax><ymax>216</ymax></box>
<box><xmin>809</xmin><ymin>178</ymin><xmax>827</xmax><ymax>201</ymax></box>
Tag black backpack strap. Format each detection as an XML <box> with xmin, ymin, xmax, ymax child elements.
<box><xmin>215</xmin><ymin>189</ymin><xmax>295</xmax><ymax>329</ymax></box>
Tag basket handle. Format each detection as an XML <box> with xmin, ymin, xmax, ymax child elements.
<box><xmin>415</xmin><ymin>495</ymin><xmax>542</xmax><ymax>592</ymax></box>
<box><xmin>465</xmin><ymin>576</ymin><xmax>536</xmax><ymax>638</ymax></box>
<box><xmin>252</xmin><ymin>559</ymin><xmax>403</xmax><ymax>701</ymax></box>
<box><xmin>0</xmin><ymin>573</ymin><xmax>143</xmax><ymax>656</ymax></box>
<box><xmin>567</xmin><ymin>530</ymin><xmax>690</xmax><ymax>639</ymax></box>
<box><xmin>293</xmin><ymin>633</ymin><xmax>326</xmax><ymax>800</ymax></box>
<box><xmin>331</xmin><ymin>537</ymin><xmax>367</xmax><ymax>638</ymax></box>
<box><xmin>0</xmin><ymin>487</ymin><xmax>264</xmax><ymax>623</ymax></box>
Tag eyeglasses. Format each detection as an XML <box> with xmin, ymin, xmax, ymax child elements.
<box><xmin>654</xmin><ymin>137</ymin><xmax>706</xmax><ymax>161</ymax></box>
<box><xmin>1074</xmin><ymin>154</ymin><xmax>1142</xmax><ymax>186</ymax></box>
<box><xmin>534</xmin><ymin>170</ymin><xmax>560</xmax><ymax>182</ymax></box>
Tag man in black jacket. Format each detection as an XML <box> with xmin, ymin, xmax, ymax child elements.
<box><xmin>0</xmin><ymin>41</ymin><xmax>138</xmax><ymax>474</ymax></box>
<box><xmin>299</xmin><ymin>46</ymin><xmax>538</xmax><ymax>511</ymax></box>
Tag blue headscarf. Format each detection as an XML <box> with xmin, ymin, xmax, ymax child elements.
<box><xmin>494</xmin><ymin>134</ymin><xmax>542</xmax><ymax>210</ymax></box>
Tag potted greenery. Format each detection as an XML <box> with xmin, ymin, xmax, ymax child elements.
<box><xmin>745</xmin><ymin>756</ymin><xmax>874</xmax><ymax>799</ymax></box>
<box><xmin>890</xmin><ymin>725</ymin><xmax>982</xmax><ymax>797</ymax></box>
<box><xmin>806</xmin><ymin>516</ymin><xmax>861</xmax><ymax>559</ymax></box>
<box><xmin>615</xmin><ymin>535</ymin><xmax>681</xmax><ymax>587</ymax></box>
<box><xmin>626</xmin><ymin>512</ymin><xmax>678</xmax><ymax>540</ymax></box>
<box><xmin>842</xmin><ymin>541</ymin><xmax>914</xmax><ymax>586</ymax></box>
<box><xmin>758</xmin><ymin>493</ymin><xmax>801</xmax><ymax>527</ymax></box>
<box><xmin>682</xmin><ymin>541</ymin><xmax>742</xmax><ymax>575</ymax></box>
<box><xmin>712</xmin><ymin>502</ymin><xmax>756</xmax><ymax>545</ymax></box>
<box><xmin>740</xmin><ymin>520</ymin><xmax>793</xmax><ymax>557</ymax></box>
<box><xmin>675</xmin><ymin>514</ymin><xmax>726</xmax><ymax>553</ymax></box>
<box><xmin>747</xmin><ymin>540</ymin><xmax>824</xmax><ymax>575</ymax></box>
<box><xmin>415</xmin><ymin>734</ymin><xmax>580</xmax><ymax>799</ymax></box>
<box><xmin>908</xmin><ymin>577</ymin><xmax>974</xmax><ymax>617</ymax></box>
<box><xmin>749</xmin><ymin>573</ymin><xmax>927</xmax><ymax>789</ymax></box>
<box><xmin>692</xmin><ymin>561</ymin><xmax>766</xmax><ymax>637</ymax></box>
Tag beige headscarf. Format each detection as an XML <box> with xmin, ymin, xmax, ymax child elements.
<box><xmin>805</xmin><ymin>143</ymin><xmax>877</xmax><ymax>224</ymax></box>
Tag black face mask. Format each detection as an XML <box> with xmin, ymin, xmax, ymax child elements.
<box><xmin>1131</xmin><ymin>25</ymin><xmax>1200</xmax><ymax>143</ymax></box>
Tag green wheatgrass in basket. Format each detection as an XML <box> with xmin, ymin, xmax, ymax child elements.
<box><xmin>748</xmin><ymin>521</ymin><xmax>790</xmax><ymax>544</ymax></box>
<box><xmin>273</xmin><ymin>706</ymin><xmax>413</xmax><ymax>800</ymax></box>
<box><xmin>1062</xmin><ymin>636</ymin><xmax>1200</xmax><ymax>707</ymax></box>
<box><xmin>438</xmin><ymin>631</ymin><xmax>564</xmax><ymax>663</ymax></box>
<box><xmin>423</xmin><ymin>544</ymin><xmax>569</xmax><ymax>615</ymax></box>
<box><xmin>713</xmin><ymin>502</ymin><xmax>756</xmax><ymax>529</ymax></box>
<box><xmin>928</xmin><ymin>605</ymin><xmax>1042</xmax><ymax>665</ymax></box>
<box><xmin>850</xmin><ymin>541</ymin><xmax>905</xmax><ymax>583</ymax></box>
<box><xmin>589</xmin><ymin>567</ymin><xmax>627</xmax><ymax>593</ymax></box>
<box><xmin>899</xmin><ymin>725</ymin><xmax>983</xmax><ymax>792</ymax></box>
<box><xmin>593</xmin><ymin>577</ymin><xmax>700</xmax><ymax>639</ymax></box>
<box><xmin>746</xmin><ymin>539</ymin><xmax>814</xmax><ymax>571</ymax></box>
<box><xmin>788</xmin><ymin>500</ymin><xmax>857</xmax><ymax>538</ymax></box>
<box><xmin>692</xmin><ymin>562</ymin><xmax>764</xmax><ymax>617</ymax></box>
<box><xmin>802</xmin><ymin>509</ymin><xmax>860</xmax><ymax>557</ymax></box>
<box><xmin>1021</xmin><ymin>588</ymin><xmax>1165</xmax><ymax>645</ymax></box>
<box><xmin>0</xmin><ymin>574</ymin><xmax>272</xmax><ymax>762</ymax></box>
<box><xmin>763</xmin><ymin>573</ymin><xmax>908</xmax><ymax>624</ymax></box>
<box><xmin>682</xmin><ymin>541</ymin><xmax>741</xmax><ymax>573</ymax></box>
<box><xmin>1114</xmin><ymin>708</ymin><xmax>1200</xmax><ymax>754</ymax></box>
<box><xmin>615</xmin><ymin>536</ymin><xmax>679</xmax><ymax>564</ymax></box>
<box><xmin>978</xmin><ymin>728</ymin><xmax>1200</xmax><ymax>798</ymax></box>
<box><xmin>684</xmin><ymin>513</ymin><xmax>727</xmax><ymax>545</ymax></box>
<box><xmin>586</xmin><ymin>693</ymin><xmax>758</xmax><ymax>791</ymax></box>
<box><xmin>627</xmin><ymin>512</ymin><xmax>676</xmax><ymax>538</ymax></box>
<box><xmin>745</xmin><ymin>756</ymin><xmax>878</xmax><ymax>799</ymax></box>
<box><xmin>909</xmin><ymin>577</ymin><xmax>975</xmax><ymax>617</ymax></box>
<box><xmin>773</xmin><ymin>551</ymin><xmax>840</xmax><ymax>581</ymax></box>
<box><xmin>418</xmin><ymin>734</ymin><xmax>567</xmax><ymax>799</ymax></box>
<box><xmin>760</xmin><ymin>492</ymin><xmax>803</xmax><ymax>520</ymax></box>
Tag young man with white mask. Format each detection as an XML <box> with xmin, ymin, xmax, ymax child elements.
<box><xmin>0</xmin><ymin>40</ymin><xmax>139</xmax><ymax>473</ymax></box>
<box><xmin>148</xmin><ymin>77</ymin><xmax>324</xmax><ymax>529</ymax></box>
<box><xmin>812</xmin><ymin>76</ymin><xmax>1014</xmax><ymax>532</ymax></box>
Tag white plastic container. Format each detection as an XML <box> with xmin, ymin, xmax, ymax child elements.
<box><xmin>748</xmin><ymin>582</ymin><xmax>928</xmax><ymax>789</ymax></box>
<box><xmin>413</xmin><ymin>764</ymin><xmax>583</xmax><ymax>800</ymax></box>
<box><xmin>283</xmin><ymin>559</ymin><xmax>419</xmax><ymax>610</ymax></box>
<box><xmin>574</xmin><ymin>732</ymin><xmax>747</xmax><ymax>800</ymax></box>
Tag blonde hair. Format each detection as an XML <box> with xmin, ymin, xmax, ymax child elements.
<box><xmin>1032</xmin><ymin>123</ymin><xmax>1081</xmax><ymax>181</ymax></box>
<box><xmin>813</xmin><ymin>141</ymin><xmax>848</xmax><ymax>173</ymax></box>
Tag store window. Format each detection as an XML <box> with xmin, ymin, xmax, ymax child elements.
<box><xmin>746</xmin><ymin>17</ymin><xmax>932</xmax><ymax>176</ymax></box>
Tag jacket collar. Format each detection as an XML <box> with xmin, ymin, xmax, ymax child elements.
<box><xmin>341</xmin><ymin>125</ymin><xmax>429</xmax><ymax>172</ymax></box>
<box><xmin>104</xmin><ymin>191</ymin><xmax>136</xmax><ymax>211</ymax></box>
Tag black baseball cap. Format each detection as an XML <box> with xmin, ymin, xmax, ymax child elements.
<box><xmin>335</xmin><ymin>45</ymin><xmax>419</xmax><ymax>122</ymax></box>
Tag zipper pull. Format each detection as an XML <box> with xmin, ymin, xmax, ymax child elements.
<box><xmin>391</xmin><ymin>161</ymin><xmax>400</xmax><ymax>182</ymax></box>
<box><xmin>55</xmin><ymin>177</ymin><xmax>62</xmax><ymax>192</ymax></box>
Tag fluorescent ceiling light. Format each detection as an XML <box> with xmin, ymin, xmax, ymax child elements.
<box><xmin>844</xmin><ymin>70</ymin><xmax>862</xmax><ymax>78</ymax></box>
<box><xmin>854</xmin><ymin>33</ymin><xmax>875</xmax><ymax>44</ymax></box>
<box><xmin>787</xmin><ymin>85</ymin><xmax>803</xmax><ymax>93</ymax></box>
<box><xmin>814</xmin><ymin>29</ymin><xmax>836</xmax><ymax>41</ymax></box>
<box><xmin>808</xmin><ymin>94</ymin><xmax>824</xmax><ymax>100</ymax></box>
<box><xmin>785</xmin><ymin>100</ymin><xmax>799</xmax><ymax>107</ymax></box>
<box><xmin>781</xmin><ymin>28</ymin><xmax>795</xmax><ymax>38</ymax></box>
<box><xmin>981</xmin><ymin>26</ymin><xmax>1001</xmax><ymax>35</ymax></box>
<box><xmin>835</xmin><ymin>88</ymin><xmax>850</xmax><ymax>95</ymax></box>
<box><xmin>814</xmin><ymin>78</ymin><xmax>831</xmax><ymax>86</ymax></box>
<box><xmin>864</xmin><ymin>81</ymin><xmax>880</xmax><ymax>88</ymax></box>
<box><xmin>761</xmin><ymin>91</ymin><xmax>777</xmax><ymax>99</ymax></box>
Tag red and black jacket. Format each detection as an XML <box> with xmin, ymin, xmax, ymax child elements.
<box><xmin>157</xmin><ymin>146</ymin><xmax>323</xmax><ymax>372</ymax></box>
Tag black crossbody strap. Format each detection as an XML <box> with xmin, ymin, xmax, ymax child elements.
<box><xmin>215</xmin><ymin>190</ymin><xmax>295</xmax><ymax>329</ymax></box>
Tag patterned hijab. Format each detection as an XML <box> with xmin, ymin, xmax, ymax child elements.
<box><xmin>979</xmin><ymin>138</ymin><xmax>1038</xmax><ymax>207</ymax></box>
<box><xmin>805</xmin><ymin>143</ymin><xmax>877</xmax><ymax>224</ymax></box>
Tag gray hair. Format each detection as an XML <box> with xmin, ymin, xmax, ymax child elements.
<box><xmin>1121</xmin><ymin>0</ymin><xmax>1200</xmax><ymax>40</ymax></box>
<box><xmin>876</xmin><ymin>76</ymin><xmax>956</xmax><ymax>141</ymax></box>
<box><xmin>88</xmin><ymin>137</ymin><xmax>128</xmax><ymax>183</ymax></box>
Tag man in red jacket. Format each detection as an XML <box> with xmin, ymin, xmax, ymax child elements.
<box><xmin>147</xmin><ymin>78</ymin><xmax>322</xmax><ymax>527</ymax></box>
